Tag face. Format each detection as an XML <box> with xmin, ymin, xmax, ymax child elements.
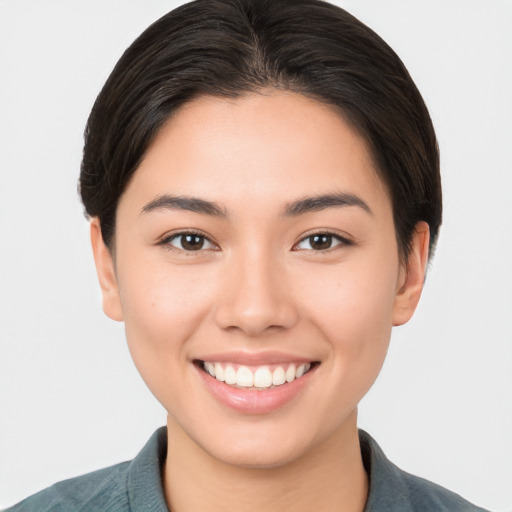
<box><xmin>92</xmin><ymin>91</ymin><xmax>428</xmax><ymax>468</ymax></box>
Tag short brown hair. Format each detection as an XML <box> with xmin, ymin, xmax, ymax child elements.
<box><xmin>79</xmin><ymin>0</ymin><xmax>441</xmax><ymax>261</ymax></box>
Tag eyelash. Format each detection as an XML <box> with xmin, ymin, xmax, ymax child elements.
<box><xmin>293</xmin><ymin>231</ymin><xmax>353</xmax><ymax>252</ymax></box>
<box><xmin>158</xmin><ymin>230</ymin><xmax>218</xmax><ymax>253</ymax></box>
<box><xmin>158</xmin><ymin>230</ymin><xmax>352</xmax><ymax>253</ymax></box>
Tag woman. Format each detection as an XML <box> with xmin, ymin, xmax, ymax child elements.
<box><xmin>2</xmin><ymin>0</ymin><xmax>501</xmax><ymax>510</ymax></box>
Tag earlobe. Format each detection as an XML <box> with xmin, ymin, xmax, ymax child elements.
<box><xmin>90</xmin><ymin>218</ymin><xmax>124</xmax><ymax>322</ymax></box>
<box><xmin>392</xmin><ymin>221</ymin><xmax>430</xmax><ymax>326</ymax></box>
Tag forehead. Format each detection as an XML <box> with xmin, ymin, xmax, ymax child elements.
<box><xmin>120</xmin><ymin>91</ymin><xmax>390</xmax><ymax>217</ymax></box>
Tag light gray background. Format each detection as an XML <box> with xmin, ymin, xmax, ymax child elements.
<box><xmin>1</xmin><ymin>1</ymin><xmax>511</xmax><ymax>510</ymax></box>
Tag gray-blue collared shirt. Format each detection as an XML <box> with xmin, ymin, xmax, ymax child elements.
<box><xmin>4</xmin><ymin>428</ymin><xmax>490</xmax><ymax>511</ymax></box>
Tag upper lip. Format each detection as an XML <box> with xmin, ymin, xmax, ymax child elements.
<box><xmin>194</xmin><ymin>350</ymin><xmax>317</xmax><ymax>366</ymax></box>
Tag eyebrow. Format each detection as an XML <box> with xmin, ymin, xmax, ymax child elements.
<box><xmin>141</xmin><ymin>192</ymin><xmax>371</xmax><ymax>218</ymax></box>
<box><xmin>141</xmin><ymin>195</ymin><xmax>228</xmax><ymax>218</ymax></box>
<box><xmin>282</xmin><ymin>193</ymin><xmax>372</xmax><ymax>217</ymax></box>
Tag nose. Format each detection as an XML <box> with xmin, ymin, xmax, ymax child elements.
<box><xmin>213</xmin><ymin>249</ymin><xmax>299</xmax><ymax>337</ymax></box>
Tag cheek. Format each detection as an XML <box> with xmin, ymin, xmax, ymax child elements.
<box><xmin>117</xmin><ymin>257</ymin><xmax>216</xmax><ymax>389</ymax></box>
<box><xmin>297</xmin><ymin>252</ymin><xmax>398</xmax><ymax>390</ymax></box>
<box><xmin>301</xmin><ymin>252</ymin><xmax>398</xmax><ymax>329</ymax></box>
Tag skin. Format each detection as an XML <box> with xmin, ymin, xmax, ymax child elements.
<box><xmin>91</xmin><ymin>91</ymin><xmax>429</xmax><ymax>512</ymax></box>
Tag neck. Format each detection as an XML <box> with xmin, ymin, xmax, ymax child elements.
<box><xmin>163</xmin><ymin>411</ymin><xmax>369</xmax><ymax>512</ymax></box>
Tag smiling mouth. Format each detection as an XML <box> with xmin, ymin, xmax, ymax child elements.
<box><xmin>196</xmin><ymin>360</ymin><xmax>318</xmax><ymax>390</ymax></box>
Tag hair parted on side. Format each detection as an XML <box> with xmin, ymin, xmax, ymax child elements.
<box><xmin>79</xmin><ymin>0</ymin><xmax>441</xmax><ymax>261</ymax></box>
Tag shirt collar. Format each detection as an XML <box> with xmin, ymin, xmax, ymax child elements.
<box><xmin>127</xmin><ymin>427</ymin><xmax>169</xmax><ymax>511</ymax></box>
<box><xmin>360</xmin><ymin>429</ymin><xmax>415</xmax><ymax>511</ymax></box>
<box><xmin>126</xmin><ymin>427</ymin><xmax>413</xmax><ymax>512</ymax></box>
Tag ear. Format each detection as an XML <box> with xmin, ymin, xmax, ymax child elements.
<box><xmin>90</xmin><ymin>218</ymin><xmax>124</xmax><ymax>322</ymax></box>
<box><xmin>392</xmin><ymin>221</ymin><xmax>430</xmax><ymax>326</ymax></box>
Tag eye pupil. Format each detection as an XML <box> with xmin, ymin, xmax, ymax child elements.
<box><xmin>310</xmin><ymin>234</ymin><xmax>332</xmax><ymax>250</ymax></box>
<box><xmin>181</xmin><ymin>234</ymin><xmax>204</xmax><ymax>250</ymax></box>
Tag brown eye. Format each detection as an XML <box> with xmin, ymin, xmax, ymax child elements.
<box><xmin>295</xmin><ymin>232</ymin><xmax>350</xmax><ymax>252</ymax></box>
<box><xmin>309</xmin><ymin>234</ymin><xmax>333</xmax><ymax>250</ymax></box>
<box><xmin>167</xmin><ymin>233</ymin><xmax>215</xmax><ymax>251</ymax></box>
<box><xmin>181</xmin><ymin>234</ymin><xmax>204</xmax><ymax>250</ymax></box>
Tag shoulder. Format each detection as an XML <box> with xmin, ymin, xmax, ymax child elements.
<box><xmin>394</xmin><ymin>467</ymin><xmax>490</xmax><ymax>512</ymax></box>
<box><xmin>3</xmin><ymin>427</ymin><xmax>169</xmax><ymax>512</ymax></box>
<box><xmin>2</xmin><ymin>462</ymin><xmax>131</xmax><ymax>512</ymax></box>
<box><xmin>359</xmin><ymin>430</ymin><xmax>490</xmax><ymax>512</ymax></box>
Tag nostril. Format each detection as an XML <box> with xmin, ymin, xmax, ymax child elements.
<box><xmin>213</xmin><ymin>302</ymin><xmax>299</xmax><ymax>337</ymax></box>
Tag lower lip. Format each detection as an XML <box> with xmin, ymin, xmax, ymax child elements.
<box><xmin>195</xmin><ymin>363</ymin><xmax>316</xmax><ymax>415</ymax></box>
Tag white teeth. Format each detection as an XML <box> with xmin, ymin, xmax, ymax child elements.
<box><xmin>214</xmin><ymin>362</ymin><xmax>225</xmax><ymax>382</ymax></box>
<box><xmin>203</xmin><ymin>361</ymin><xmax>313</xmax><ymax>389</ymax></box>
<box><xmin>205</xmin><ymin>362</ymin><xmax>215</xmax><ymax>376</ymax></box>
<box><xmin>296</xmin><ymin>363</ymin><xmax>311</xmax><ymax>378</ymax></box>
<box><xmin>296</xmin><ymin>363</ymin><xmax>306</xmax><ymax>378</ymax></box>
<box><xmin>285</xmin><ymin>364</ymin><xmax>296</xmax><ymax>383</ymax></box>
<box><xmin>237</xmin><ymin>366</ymin><xmax>254</xmax><ymax>387</ymax></box>
<box><xmin>254</xmin><ymin>367</ymin><xmax>273</xmax><ymax>388</ymax></box>
<box><xmin>224</xmin><ymin>365</ymin><xmax>237</xmax><ymax>385</ymax></box>
<box><xmin>272</xmin><ymin>366</ymin><xmax>286</xmax><ymax>386</ymax></box>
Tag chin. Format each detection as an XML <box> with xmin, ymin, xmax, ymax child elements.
<box><xmin>192</xmin><ymin>417</ymin><xmax>329</xmax><ymax>470</ymax></box>
<box><xmin>209</xmin><ymin>438</ymin><xmax>309</xmax><ymax>469</ymax></box>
